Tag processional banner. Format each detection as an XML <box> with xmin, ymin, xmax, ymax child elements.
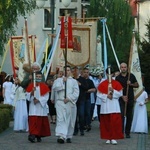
<box><xmin>10</xmin><ymin>35</ymin><xmax>36</xmax><ymax>80</ymax></box>
<box><xmin>130</xmin><ymin>35</ymin><xmax>143</xmax><ymax>99</ymax></box>
<box><xmin>51</xmin><ymin>20</ymin><xmax>98</xmax><ymax>73</ymax></box>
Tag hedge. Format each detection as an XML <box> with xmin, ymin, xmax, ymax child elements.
<box><xmin>0</xmin><ymin>104</ymin><xmax>13</xmax><ymax>133</ymax></box>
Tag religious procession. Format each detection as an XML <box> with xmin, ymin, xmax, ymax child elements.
<box><xmin>0</xmin><ymin>0</ymin><xmax>150</xmax><ymax>150</ymax></box>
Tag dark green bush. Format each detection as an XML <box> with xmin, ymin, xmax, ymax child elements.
<box><xmin>0</xmin><ymin>104</ymin><xmax>13</xmax><ymax>133</ymax></box>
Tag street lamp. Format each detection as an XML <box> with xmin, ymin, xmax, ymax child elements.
<box><xmin>62</xmin><ymin>0</ymin><xmax>71</xmax><ymax>7</ymax></box>
<box><xmin>36</xmin><ymin>0</ymin><xmax>46</xmax><ymax>8</ymax></box>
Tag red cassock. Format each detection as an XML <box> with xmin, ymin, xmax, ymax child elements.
<box><xmin>28</xmin><ymin>116</ymin><xmax>51</xmax><ymax>137</ymax></box>
<box><xmin>26</xmin><ymin>82</ymin><xmax>51</xmax><ymax>137</ymax></box>
<box><xmin>98</xmin><ymin>80</ymin><xmax>124</xmax><ymax>140</ymax></box>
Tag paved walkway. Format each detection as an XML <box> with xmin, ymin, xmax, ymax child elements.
<box><xmin>0</xmin><ymin>119</ymin><xmax>149</xmax><ymax>150</ymax></box>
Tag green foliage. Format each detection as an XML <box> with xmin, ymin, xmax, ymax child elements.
<box><xmin>0</xmin><ymin>104</ymin><xmax>13</xmax><ymax>133</ymax></box>
<box><xmin>0</xmin><ymin>104</ymin><xmax>13</xmax><ymax>118</ymax></box>
<box><xmin>139</xmin><ymin>19</ymin><xmax>150</xmax><ymax>94</ymax></box>
<box><xmin>147</xmin><ymin>101</ymin><xmax>150</xmax><ymax>111</ymax></box>
<box><xmin>0</xmin><ymin>110</ymin><xmax>10</xmax><ymax>133</ymax></box>
<box><xmin>87</xmin><ymin>0</ymin><xmax>134</xmax><ymax>70</ymax></box>
<box><xmin>0</xmin><ymin>0</ymin><xmax>36</xmax><ymax>55</ymax></box>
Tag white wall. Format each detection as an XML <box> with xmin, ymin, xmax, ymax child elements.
<box><xmin>1</xmin><ymin>0</ymin><xmax>82</xmax><ymax>74</ymax></box>
<box><xmin>139</xmin><ymin>1</ymin><xmax>150</xmax><ymax>41</ymax></box>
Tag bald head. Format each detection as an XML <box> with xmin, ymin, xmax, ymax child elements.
<box><xmin>120</xmin><ymin>63</ymin><xmax>127</xmax><ymax>67</ymax></box>
<box><xmin>120</xmin><ymin>62</ymin><xmax>128</xmax><ymax>75</ymax></box>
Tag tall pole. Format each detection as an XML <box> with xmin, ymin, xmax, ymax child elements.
<box><xmin>61</xmin><ymin>0</ymin><xmax>71</xmax><ymax>98</ymax></box>
<box><xmin>101</xmin><ymin>18</ymin><xmax>107</xmax><ymax>78</ymax></box>
<box><xmin>105</xmin><ymin>24</ymin><xmax>120</xmax><ymax>70</ymax></box>
<box><xmin>24</xmin><ymin>17</ymin><xmax>31</xmax><ymax>68</ymax></box>
<box><xmin>64</xmin><ymin>10</ymin><xmax>68</xmax><ymax>98</ymax></box>
<box><xmin>50</xmin><ymin>0</ymin><xmax>55</xmax><ymax>44</ymax></box>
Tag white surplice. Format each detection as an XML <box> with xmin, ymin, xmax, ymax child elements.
<box><xmin>97</xmin><ymin>89</ymin><xmax>122</xmax><ymax>114</ymax></box>
<box><xmin>52</xmin><ymin>76</ymin><xmax>79</xmax><ymax>139</ymax></box>
<box><xmin>26</xmin><ymin>86</ymin><xmax>49</xmax><ymax>116</ymax></box>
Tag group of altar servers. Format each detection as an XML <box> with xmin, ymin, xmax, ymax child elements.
<box><xmin>1</xmin><ymin>62</ymin><xmax>149</xmax><ymax>145</ymax></box>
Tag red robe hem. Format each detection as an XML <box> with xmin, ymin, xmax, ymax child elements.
<box><xmin>100</xmin><ymin>113</ymin><xmax>124</xmax><ymax>140</ymax></box>
<box><xmin>29</xmin><ymin>116</ymin><xmax>51</xmax><ymax>137</ymax></box>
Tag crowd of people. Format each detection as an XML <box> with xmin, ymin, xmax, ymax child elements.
<box><xmin>0</xmin><ymin>61</ymin><xmax>149</xmax><ymax>145</ymax></box>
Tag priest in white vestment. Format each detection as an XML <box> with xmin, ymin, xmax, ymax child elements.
<box><xmin>52</xmin><ymin>66</ymin><xmax>79</xmax><ymax>144</ymax></box>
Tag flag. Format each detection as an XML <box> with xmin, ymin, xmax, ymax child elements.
<box><xmin>10</xmin><ymin>39</ymin><xmax>16</xmax><ymax>77</ymax></box>
<box><xmin>43</xmin><ymin>38</ymin><xmax>49</xmax><ymax>76</ymax></box>
<box><xmin>60</xmin><ymin>16</ymin><xmax>73</xmax><ymax>49</ymax></box>
<box><xmin>130</xmin><ymin>34</ymin><xmax>143</xmax><ymax>99</ymax></box>
<box><xmin>60</xmin><ymin>16</ymin><xmax>65</xmax><ymax>48</ymax></box>
<box><xmin>68</xmin><ymin>17</ymin><xmax>73</xmax><ymax>49</ymax></box>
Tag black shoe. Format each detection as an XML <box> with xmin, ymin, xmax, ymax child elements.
<box><xmin>57</xmin><ymin>137</ymin><xmax>65</xmax><ymax>144</ymax></box>
<box><xmin>80</xmin><ymin>131</ymin><xmax>84</xmax><ymax>136</ymax></box>
<box><xmin>66</xmin><ymin>138</ymin><xmax>72</xmax><ymax>143</ymax></box>
<box><xmin>86</xmin><ymin>126</ymin><xmax>91</xmax><ymax>132</ymax></box>
<box><xmin>37</xmin><ymin>137</ymin><xmax>42</xmax><ymax>142</ymax></box>
<box><xmin>28</xmin><ymin>135</ymin><xmax>35</xmax><ymax>143</ymax></box>
<box><xmin>73</xmin><ymin>131</ymin><xmax>78</xmax><ymax>136</ymax></box>
<box><xmin>126</xmin><ymin>134</ymin><xmax>131</xmax><ymax>138</ymax></box>
<box><xmin>83</xmin><ymin>126</ymin><xmax>87</xmax><ymax>130</ymax></box>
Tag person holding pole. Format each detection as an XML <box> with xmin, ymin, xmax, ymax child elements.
<box><xmin>52</xmin><ymin>65</ymin><xmax>79</xmax><ymax>144</ymax></box>
<box><xmin>21</xmin><ymin>62</ymin><xmax>45</xmax><ymax>113</ymax></box>
<box><xmin>21</xmin><ymin>62</ymin><xmax>45</xmax><ymax>89</ymax></box>
<box><xmin>116</xmin><ymin>62</ymin><xmax>139</xmax><ymax>138</ymax></box>
<box><xmin>26</xmin><ymin>71</ymin><xmax>51</xmax><ymax>143</ymax></box>
<box><xmin>97</xmin><ymin>66</ymin><xmax>124</xmax><ymax>145</ymax></box>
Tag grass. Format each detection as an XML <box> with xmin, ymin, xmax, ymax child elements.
<box><xmin>146</xmin><ymin>100</ymin><xmax>150</xmax><ymax>134</ymax></box>
<box><xmin>147</xmin><ymin>101</ymin><xmax>150</xmax><ymax>111</ymax></box>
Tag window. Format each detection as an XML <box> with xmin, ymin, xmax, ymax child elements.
<box><xmin>44</xmin><ymin>8</ymin><xmax>55</xmax><ymax>30</ymax></box>
<box><xmin>60</xmin><ymin>9</ymin><xmax>76</xmax><ymax>17</ymax></box>
<box><xmin>59</xmin><ymin>0</ymin><xmax>77</xmax><ymax>2</ymax></box>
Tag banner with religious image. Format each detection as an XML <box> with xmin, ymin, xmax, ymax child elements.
<box><xmin>51</xmin><ymin>19</ymin><xmax>98</xmax><ymax>73</ymax></box>
<box><xmin>10</xmin><ymin>35</ymin><xmax>36</xmax><ymax>79</ymax></box>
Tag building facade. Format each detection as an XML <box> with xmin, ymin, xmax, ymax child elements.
<box><xmin>1</xmin><ymin>0</ymin><xmax>150</xmax><ymax>74</ymax></box>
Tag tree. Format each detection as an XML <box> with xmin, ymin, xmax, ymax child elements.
<box><xmin>0</xmin><ymin>0</ymin><xmax>36</xmax><ymax>55</ymax></box>
<box><xmin>139</xmin><ymin>19</ymin><xmax>150</xmax><ymax>94</ymax></box>
<box><xmin>87</xmin><ymin>0</ymin><xmax>134</xmax><ymax>70</ymax></box>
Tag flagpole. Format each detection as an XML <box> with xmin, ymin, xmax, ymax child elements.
<box><xmin>124</xmin><ymin>31</ymin><xmax>135</xmax><ymax>117</ymax></box>
<box><xmin>101</xmin><ymin>18</ymin><xmax>107</xmax><ymax>78</ymax></box>
<box><xmin>61</xmin><ymin>0</ymin><xmax>72</xmax><ymax>99</ymax></box>
<box><xmin>24</xmin><ymin>17</ymin><xmax>31</xmax><ymax>68</ymax></box>
<box><xmin>64</xmin><ymin>11</ymin><xmax>68</xmax><ymax>99</ymax></box>
<box><xmin>105</xmin><ymin>24</ymin><xmax>120</xmax><ymax>70</ymax></box>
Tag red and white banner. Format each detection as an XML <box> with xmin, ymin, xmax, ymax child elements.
<box><xmin>60</xmin><ymin>16</ymin><xmax>73</xmax><ymax>49</ymax></box>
